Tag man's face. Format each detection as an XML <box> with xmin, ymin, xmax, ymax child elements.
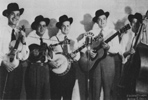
<box><xmin>96</xmin><ymin>15</ymin><xmax>107</xmax><ymax>28</ymax></box>
<box><xmin>131</xmin><ymin>18</ymin><xmax>139</xmax><ymax>33</ymax></box>
<box><xmin>8</xmin><ymin>11</ymin><xmax>20</xmax><ymax>26</ymax></box>
<box><xmin>36</xmin><ymin>21</ymin><xmax>47</xmax><ymax>36</ymax></box>
<box><xmin>61</xmin><ymin>21</ymin><xmax>71</xmax><ymax>35</ymax></box>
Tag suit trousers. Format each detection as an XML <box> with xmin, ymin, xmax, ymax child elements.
<box><xmin>0</xmin><ymin>62</ymin><xmax>23</xmax><ymax>99</ymax></box>
<box><xmin>90</xmin><ymin>55</ymin><xmax>116</xmax><ymax>100</ymax></box>
<box><xmin>50</xmin><ymin>62</ymin><xmax>77</xmax><ymax>100</ymax></box>
<box><xmin>25</xmin><ymin>62</ymin><xmax>50</xmax><ymax>100</ymax></box>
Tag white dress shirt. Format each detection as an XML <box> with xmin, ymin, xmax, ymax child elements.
<box><xmin>50</xmin><ymin>32</ymin><xmax>80</xmax><ymax>61</ymax></box>
<box><xmin>26</xmin><ymin>30</ymin><xmax>51</xmax><ymax>46</ymax></box>
<box><xmin>0</xmin><ymin>24</ymin><xmax>29</xmax><ymax>66</ymax></box>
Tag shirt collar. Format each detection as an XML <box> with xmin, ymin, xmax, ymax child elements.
<box><xmin>57</xmin><ymin>31</ymin><xmax>68</xmax><ymax>39</ymax></box>
<box><xmin>30</xmin><ymin>30</ymin><xmax>50</xmax><ymax>39</ymax></box>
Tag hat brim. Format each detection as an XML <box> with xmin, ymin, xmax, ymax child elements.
<box><xmin>3</xmin><ymin>8</ymin><xmax>24</xmax><ymax>17</ymax></box>
<box><xmin>31</xmin><ymin>18</ymin><xmax>50</xmax><ymax>30</ymax></box>
<box><xmin>56</xmin><ymin>18</ymin><xmax>73</xmax><ymax>29</ymax></box>
<box><xmin>93</xmin><ymin>12</ymin><xmax>109</xmax><ymax>22</ymax></box>
<box><xmin>128</xmin><ymin>14</ymin><xmax>142</xmax><ymax>23</ymax></box>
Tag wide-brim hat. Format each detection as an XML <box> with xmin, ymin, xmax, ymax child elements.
<box><xmin>93</xmin><ymin>9</ymin><xmax>109</xmax><ymax>22</ymax></box>
<box><xmin>56</xmin><ymin>15</ymin><xmax>73</xmax><ymax>29</ymax></box>
<box><xmin>3</xmin><ymin>3</ymin><xmax>24</xmax><ymax>17</ymax></box>
<box><xmin>31</xmin><ymin>15</ymin><xmax>50</xmax><ymax>30</ymax></box>
<box><xmin>128</xmin><ymin>13</ymin><xmax>142</xmax><ymax>23</ymax></box>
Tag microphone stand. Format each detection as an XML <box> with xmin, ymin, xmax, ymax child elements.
<box><xmin>85</xmin><ymin>36</ymin><xmax>92</xmax><ymax>100</ymax></box>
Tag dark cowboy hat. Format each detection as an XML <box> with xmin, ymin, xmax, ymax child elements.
<box><xmin>128</xmin><ymin>13</ymin><xmax>142</xmax><ymax>23</ymax></box>
<box><xmin>93</xmin><ymin>9</ymin><xmax>110</xmax><ymax>22</ymax></box>
<box><xmin>56</xmin><ymin>15</ymin><xmax>73</xmax><ymax>29</ymax></box>
<box><xmin>3</xmin><ymin>3</ymin><xmax>24</xmax><ymax>17</ymax></box>
<box><xmin>31</xmin><ymin>15</ymin><xmax>50</xmax><ymax>30</ymax></box>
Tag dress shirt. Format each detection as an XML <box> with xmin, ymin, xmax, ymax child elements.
<box><xmin>50</xmin><ymin>32</ymin><xmax>80</xmax><ymax>61</ymax></box>
<box><xmin>26</xmin><ymin>30</ymin><xmax>51</xmax><ymax>46</ymax></box>
<box><xmin>0</xmin><ymin>24</ymin><xmax>29</xmax><ymax>66</ymax></box>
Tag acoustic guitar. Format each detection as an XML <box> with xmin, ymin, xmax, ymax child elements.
<box><xmin>79</xmin><ymin>24</ymin><xmax>131</xmax><ymax>72</ymax></box>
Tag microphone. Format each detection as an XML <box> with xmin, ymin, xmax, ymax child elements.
<box><xmin>85</xmin><ymin>36</ymin><xmax>92</xmax><ymax>45</ymax></box>
<box><xmin>85</xmin><ymin>36</ymin><xmax>92</xmax><ymax>50</ymax></box>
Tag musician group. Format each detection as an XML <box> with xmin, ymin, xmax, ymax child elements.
<box><xmin>0</xmin><ymin>2</ymin><xmax>147</xmax><ymax>100</ymax></box>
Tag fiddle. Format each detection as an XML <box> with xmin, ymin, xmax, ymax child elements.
<box><xmin>3</xmin><ymin>26</ymin><xmax>26</xmax><ymax>71</ymax></box>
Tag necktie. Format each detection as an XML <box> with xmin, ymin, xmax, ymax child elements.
<box><xmin>99</xmin><ymin>29</ymin><xmax>103</xmax><ymax>38</ymax></box>
<box><xmin>40</xmin><ymin>37</ymin><xmax>43</xmax><ymax>45</ymax></box>
<box><xmin>63</xmin><ymin>36</ymin><xmax>68</xmax><ymax>54</ymax></box>
<box><xmin>11</xmin><ymin>29</ymin><xmax>16</xmax><ymax>41</ymax></box>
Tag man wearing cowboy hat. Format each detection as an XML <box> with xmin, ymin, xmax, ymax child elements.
<box><xmin>87</xmin><ymin>9</ymin><xmax>121</xmax><ymax>100</ymax></box>
<box><xmin>25</xmin><ymin>15</ymin><xmax>51</xmax><ymax>99</ymax></box>
<box><xmin>118</xmin><ymin>12</ymin><xmax>143</xmax><ymax>99</ymax></box>
<box><xmin>0</xmin><ymin>2</ymin><xmax>29</xmax><ymax>99</ymax></box>
<box><xmin>119</xmin><ymin>13</ymin><xmax>142</xmax><ymax>64</ymax></box>
<box><xmin>50</xmin><ymin>15</ymin><xmax>80</xmax><ymax>100</ymax></box>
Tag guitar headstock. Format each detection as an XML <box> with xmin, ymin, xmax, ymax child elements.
<box><xmin>143</xmin><ymin>10</ymin><xmax>148</xmax><ymax>20</ymax></box>
<box><xmin>119</xmin><ymin>24</ymin><xmax>131</xmax><ymax>34</ymax></box>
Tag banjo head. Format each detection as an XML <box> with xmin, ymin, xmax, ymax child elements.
<box><xmin>52</xmin><ymin>53</ymin><xmax>71</xmax><ymax>76</ymax></box>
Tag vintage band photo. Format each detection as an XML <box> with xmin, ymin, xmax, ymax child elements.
<box><xmin>0</xmin><ymin>0</ymin><xmax>148</xmax><ymax>100</ymax></box>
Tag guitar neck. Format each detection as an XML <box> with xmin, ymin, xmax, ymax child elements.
<box><xmin>72</xmin><ymin>44</ymin><xmax>87</xmax><ymax>54</ymax></box>
<box><xmin>105</xmin><ymin>31</ymin><xmax>120</xmax><ymax>43</ymax></box>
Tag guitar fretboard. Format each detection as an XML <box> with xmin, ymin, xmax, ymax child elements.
<box><xmin>72</xmin><ymin>44</ymin><xmax>87</xmax><ymax>54</ymax></box>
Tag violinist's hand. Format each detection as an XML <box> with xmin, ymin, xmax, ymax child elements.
<box><xmin>2</xmin><ymin>60</ymin><xmax>15</xmax><ymax>72</ymax></box>
<box><xmin>20</xmin><ymin>30</ymin><xmax>26</xmax><ymax>44</ymax></box>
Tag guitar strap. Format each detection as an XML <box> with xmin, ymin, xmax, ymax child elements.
<box><xmin>56</xmin><ymin>36</ymin><xmax>73</xmax><ymax>60</ymax></box>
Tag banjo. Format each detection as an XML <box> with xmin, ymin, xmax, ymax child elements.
<box><xmin>50</xmin><ymin>43</ymin><xmax>87</xmax><ymax>76</ymax></box>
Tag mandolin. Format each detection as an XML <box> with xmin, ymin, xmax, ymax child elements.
<box><xmin>28</xmin><ymin>39</ymin><xmax>70</xmax><ymax>63</ymax></box>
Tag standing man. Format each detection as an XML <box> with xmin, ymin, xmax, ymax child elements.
<box><xmin>25</xmin><ymin>15</ymin><xmax>51</xmax><ymax>99</ymax></box>
<box><xmin>0</xmin><ymin>3</ymin><xmax>29</xmax><ymax>99</ymax></box>
<box><xmin>50</xmin><ymin>15</ymin><xmax>80</xmax><ymax>100</ymax></box>
<box><xmin>120</xmin><ymin>13</ymin><xmax>143</xmax><ymax>64</ymax></box>
<box><xmin>78</xmin><ymin>9</ymin><xmax>121</xmax><ymax>100</ymax></box>
<box><xmin>118</xmin><ymin>13</ymin><xmax>143</xmax><ymax>99</ymax></box>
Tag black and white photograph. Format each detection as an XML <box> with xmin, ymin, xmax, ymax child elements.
<box><xmin>0</xmin><ymin>0</ymin><xmax>148</xmax><ymax>100</ymax></box>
